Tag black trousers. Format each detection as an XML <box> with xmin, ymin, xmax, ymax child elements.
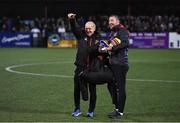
<box><xmin>107</xmin><ymin>81</ymin><xmax>118</xmax><ymax>109</ymax></box>
<box><xmin>110</xmin><ymin>65</ymin><xmax>129</xmax><ymax>113</ymax></box>
<box><xmin>74</xmin><ymin>66</ymin><xmax>97</xmax><ymax>112</ymax></box>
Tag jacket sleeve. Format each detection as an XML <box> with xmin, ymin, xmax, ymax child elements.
<box><xmin>69</xmin><ymin>19</ymin><xmax>83</xmax><ymax>40</ymax></box>
<box><xmin>111</xmin><ymin>28</ymin><xmax>129</xmax><ymax>53</ymax></box>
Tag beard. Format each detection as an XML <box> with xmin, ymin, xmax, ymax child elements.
<box><xmin>109</xmin><ymin>24</ymin><xmax>114</xmax><ymax>29</ymax></box>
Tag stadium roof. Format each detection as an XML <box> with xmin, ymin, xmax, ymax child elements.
<box><xmin>0</xmin><ymin>0</ymin><xmax>179</xmax><ymax>17</ymax></box>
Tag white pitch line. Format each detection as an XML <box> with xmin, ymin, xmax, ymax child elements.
<box><xmin>5</xmin><ymin>62</ymin><xmax>180</xmax><ymax>83</ymax></box>
<box><xmin>127</xmin><ymin>78</ymin><xmax>180</xmax><ymax>83</ymax></box>
<box><xmin>5</xmin><ymin>62</ymin><xmax>74</xmax><ymax>78</ymax></box>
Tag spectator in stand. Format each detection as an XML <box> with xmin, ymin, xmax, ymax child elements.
<box><xmin>0</xmin><ymin>15</ymin><xmax>180</xmax><ymax>33</ymax></box>
<box><xmin>31</xmin><ymin>24</ymin><xmax>41</xmax><ymax>47</ymax></box>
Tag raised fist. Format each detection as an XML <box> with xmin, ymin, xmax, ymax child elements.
<box><xmin>68</xmin><ymin>13</ymin><xmax>76</xmax><ymax>19</ymax></box>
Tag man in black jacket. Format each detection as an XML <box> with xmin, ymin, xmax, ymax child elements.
<box><xmin>101</xmin><ymin>15</ymin><xmax>129</xmax><ymax>118</ymax></box>
<box><xmin>68</xmin><ymin>13</ymin><xmax>100</xmax><ymax>117</ymax></box>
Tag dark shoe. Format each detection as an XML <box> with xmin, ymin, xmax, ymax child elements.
<box><xmin>108</xmin><ymin>110</ymin><xmax>123</xmax><ymax>118</ymax></box>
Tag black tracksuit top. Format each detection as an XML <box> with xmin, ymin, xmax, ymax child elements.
<box><xmin>108</xmin><ymin>25</ymin><xmax>129</xmax><ymax>66</ymax></box>
<box><xmin>69</xmin><ymin>19</ymin><xmax>101</xmax><ymax>68</ymax></box>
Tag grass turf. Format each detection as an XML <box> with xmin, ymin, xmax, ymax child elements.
<box><xmin>0</xmin><ymin>48</ymin><xmax>180</xmax><ymax>122</ymax></box>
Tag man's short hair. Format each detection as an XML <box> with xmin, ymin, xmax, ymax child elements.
<box><xmin>109</xmin><ymin>15</ymin><xmax>120</xmax><ymax>21</ymax></box>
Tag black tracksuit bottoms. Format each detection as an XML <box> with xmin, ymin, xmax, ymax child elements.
<box><xmin>109</xmin><ymin>65</ymin><xmax>129</xmax><ymax>113</ymax></box>
<box><xmin>74</xmin><ymin>66</ymin><xmax>97</xmax><ymax>112</ymax></box>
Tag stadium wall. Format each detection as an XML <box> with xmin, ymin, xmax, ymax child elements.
<box><xmin>0</xmin><ymin>32</ymin><xmax>179</xmax><ymax>49</ymax></box>
<box><xmin>0</xmin><ymin>32</ymin><xmax>32</xmax><ymax>47</ymax></box>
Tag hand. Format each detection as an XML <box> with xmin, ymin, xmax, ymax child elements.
<box><xmin>68</xmin><ymin>13</ymin><xmax>76</xmax><ymax>19</ymax></box>
<box><xmin>110</xmin><ymin>40</ymin><xmax>116</xmax><ymax>46</ymax></box>
<box><xmin>106</xmin><ymin>46</ymin><xmax>112</xmax><ymax>51</ymax></box>
<box><xmin>99</xmin><ymin>47</ymin><xmax>107</xmax><ymax>53</ymax></box>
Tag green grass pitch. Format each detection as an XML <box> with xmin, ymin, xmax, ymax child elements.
<box><xmin>0</xmin><ymin>48</ymin><xmax>180</xmax><ymax>122</ymax></box>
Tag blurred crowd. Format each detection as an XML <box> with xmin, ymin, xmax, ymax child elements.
<box><xmin>0</xmin><ymin>15</ymin><xmax>180</xmax><ymax>34</ymax></box>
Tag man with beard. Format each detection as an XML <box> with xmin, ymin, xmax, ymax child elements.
<box><xmin>101</xmin><ymin>15</ymin><xmax>129</xmax><ymax>118</ymax></box>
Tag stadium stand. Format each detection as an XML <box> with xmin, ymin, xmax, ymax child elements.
<box><xmin>0</xmin><ymin>15</ymin><xmax>179</xmax><ymax>33</ymax></box>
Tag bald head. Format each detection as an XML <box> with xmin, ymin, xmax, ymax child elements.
<box><xmin>85</xmin><ymin>21</ymin><xmax>96</xmax><ymax>37</ymax></box>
